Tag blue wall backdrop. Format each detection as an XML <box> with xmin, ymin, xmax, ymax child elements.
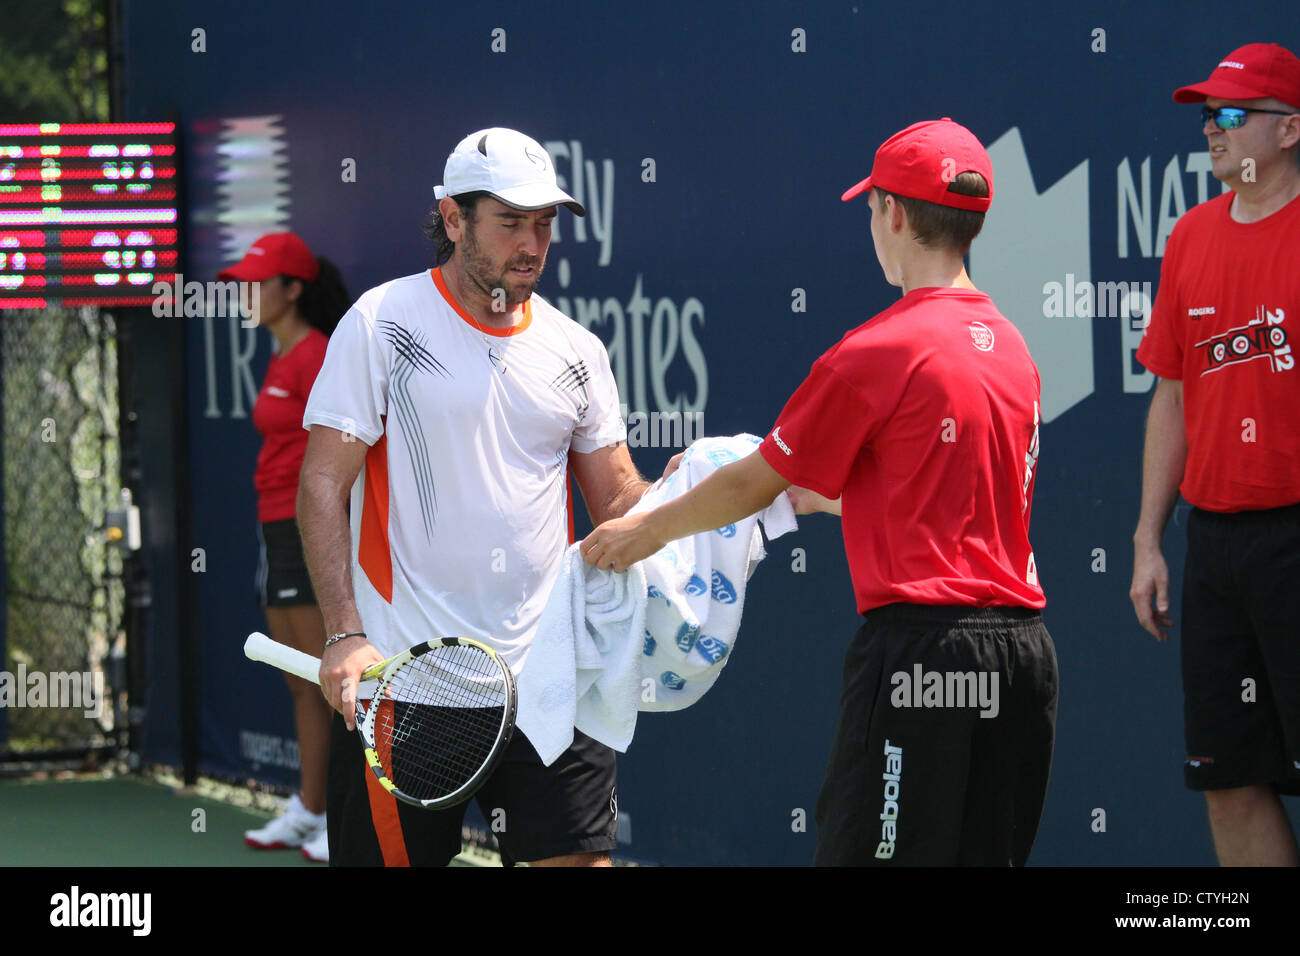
<box><xmin>122</xmin><ymin>0</ymin><xmax>1300</xmax><ymax>864</ymax></box>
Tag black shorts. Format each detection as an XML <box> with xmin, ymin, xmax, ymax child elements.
<box><xmin>326</xmin><ymin>711</ymin><xmax>618</xmax><ymax>866</ymax></box>
<box><xmin>1181</xmin><ymin>503</ymin><xmax>1300</xmax><ymax>794</ymax></box>
<box><xmin>256</xmin><ymin>518</ymin><xmax>317</xmax><ymax>608</ymax></box>
<box><xmin>814</xmin><ymin>604</ymin><xmax>1058</xmax><ymax>866</ymax></box>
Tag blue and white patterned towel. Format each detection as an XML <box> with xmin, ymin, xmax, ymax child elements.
<box><xmin>518</xmin><ymin>434</ymin><xmax>798</xmax><ymax>765</ymax></box>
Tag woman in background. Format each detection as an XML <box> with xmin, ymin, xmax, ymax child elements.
<box><xmin>218</xmin><ymin>232</ymin><xmax>350</xmax><ymax>863</ymax></box>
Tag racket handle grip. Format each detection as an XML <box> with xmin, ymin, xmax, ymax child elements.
<box><xmin>244</xmin><ymin>631</ymin><xmax>323</xmax><ymax>685</ymax></box>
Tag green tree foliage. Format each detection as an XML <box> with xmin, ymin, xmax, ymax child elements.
<box><xmin>0</xmin><ymin>0</ymin><xmax>109</xmax><ymax>122</ymax></box>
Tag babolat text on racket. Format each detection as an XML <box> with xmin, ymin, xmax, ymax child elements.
<box><xmin>243</xmin><ymin>632</ymin><xmax>516</xmax><ymax>810</ymax></box>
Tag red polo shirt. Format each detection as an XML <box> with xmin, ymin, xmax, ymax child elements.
<box><xmin>252</xmin><ymin>329</ymin><xmax>328</xmax><ymax>522</ymax></box>
<box><xmin>759</xmin><ymin>287</ymin><xmax>1046</xmax><ymax>614</ymax></box>
<box><xmin>1136</xmin><ymin>191</ymin><xmax>1300</xmax><ymax>512</ymax></box>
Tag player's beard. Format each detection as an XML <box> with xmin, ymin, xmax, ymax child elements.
<box><xmin>460</xmin><ymin>220</ymin><xmax>544</xmax><ymax>307</ymax></box>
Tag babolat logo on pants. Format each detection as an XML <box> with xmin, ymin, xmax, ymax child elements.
<box><xmin>876</xmin><ymin>740</ymin><xmax>903</xmax><ymax>860</ymax></box>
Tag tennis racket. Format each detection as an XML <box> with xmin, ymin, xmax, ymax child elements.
<box><xmin>243</xmin><ymin>632</ymin><xmax>516</xmax><ymax>810</ymax></box>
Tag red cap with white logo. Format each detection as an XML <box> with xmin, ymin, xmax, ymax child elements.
<box><xmin>217</xmin><ymin>232</ymin><xmax>320</xmax><ymax>282</ymax></box>
<box><xmin>1173</xmin><ymin>42</ymin><xmax>1300</xmax><ymax>109</ymax></box>
<box><xmin>840</xmin><ymin>117</ymin><xmax>993</xmax><ymax>212</ymax></box>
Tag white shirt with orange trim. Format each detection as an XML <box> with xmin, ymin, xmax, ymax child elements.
<box><xmin>303</xmin><ymin>267</ymin><xmax>626</xmax><ymax>668</ymax></box>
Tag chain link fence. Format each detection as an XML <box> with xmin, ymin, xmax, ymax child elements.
<box><xmin>1</xmin><ymin>306</ymin><xmax>124</xmax><ymax>755</ymax></box>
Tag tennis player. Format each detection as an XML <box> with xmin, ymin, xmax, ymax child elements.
<box><xmin>1131</xmin><ymin>43</ymin><xmax>1300</xmax><ymax>865</ymax></box>
<box><xmin>582</xmin><ymin>118</ymin><xmax>1058</xmax><ymax>865</ymax></box>
<box><xmin>220</xmin><ymin>232</ymin><xmax>351</xmax><ymax>863</ymax></box>
<box><xmin>298</xmin><ymin>128</ymin><xmax>654</xmax><ymax>867</ymax></box>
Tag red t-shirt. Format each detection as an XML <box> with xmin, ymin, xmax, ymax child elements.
<box><xmin>252</xmin><ymin>328</ymin><xmax>329</xmax><ymax>522</ymax></box>
<box><xmin>759</xmin><ymin>287</ymin><xmax>1045</xmax><ymax>615</ymax></box>
<box><xmin>1135</xmin><ymin>190</ymin><xmax>1300</xmax><ymax>512</ymax></box>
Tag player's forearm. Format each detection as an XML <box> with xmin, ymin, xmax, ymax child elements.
<box><xmin>645</xmin><ymin>458</ymin><xmax>784</xmax><ymax>544</ymax></box>
<box><xmin>297</xmin><ymin>474</ymin><xmax>364</xmax><ymax>637</ymax></box>
<box><xmin>794</xmin><ymin>487</ymin><xmax>842</xmax><ymax>516</ymax></box>
<box><xmin>1133</xmin><ymin>378</ymin><xmax>1188</xmax><ymax>549</ymax></box>
<box><xmin>597</xmin><ymin>477</ymin><xmax>654</xmax><ymax>523</ymax></box>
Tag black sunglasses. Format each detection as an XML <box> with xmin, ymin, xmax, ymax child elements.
<box><xmin>1201</xmin><ymin>105</ymin><xmax>1299</xmax><ymax>130</ymax></box>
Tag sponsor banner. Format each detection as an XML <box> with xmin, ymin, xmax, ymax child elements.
<box><xmin>122</xmin><ymin>0</ymin><xmax>1298</xmax><ymax>864</ymax></box>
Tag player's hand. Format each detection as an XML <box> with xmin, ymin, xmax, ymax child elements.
<box><xmin>647</xmin><ymin>452</ymin><xmax>686</xmax><ymax>494</ymax></box>
<box><xmin>786</xmin><ymin>486</ymin><xmax>842</xmax><ymax>516</ymax></box>
<box><xmin>321</xmin><ymin>635</ymin><xmax>385</xmax><ymax>730</ymax></box>
<box><xmin>581</xmin><ymin>513</ymin><xmax>665</xmax><ymax>574</ymax></box>
<box><xmin>1130</xmin><ymin>543</ymin><xmax>1174</xmax><ymax>641</ymax></box>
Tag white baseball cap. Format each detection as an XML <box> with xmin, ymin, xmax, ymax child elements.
<box><xmin>433</xmin><ymin>128</ymin><xmax>586</xmax><ymax>216</ymax></box>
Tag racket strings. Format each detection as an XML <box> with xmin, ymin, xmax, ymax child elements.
<box><xmin>368</xmin><ymin>645</ymin><xmax>509</xmax><ymax>802</ymax></box>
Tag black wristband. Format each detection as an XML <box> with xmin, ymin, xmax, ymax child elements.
<box><xmin>324</xmin><ymin>631</ymin><xmax>366</xmax><ymax>649</ymax></box>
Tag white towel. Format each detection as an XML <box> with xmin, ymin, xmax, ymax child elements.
<box><xmin>518</xmin><ymin>434</ymin><xmax>798</xmax><ymax>765</ymax></box>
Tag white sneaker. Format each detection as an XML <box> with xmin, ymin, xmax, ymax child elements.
<box><xmin>301</xmin><ymin>827</ymin><xmax>329</xmax><ymax>863</ymax></box>
<box><xmin>244</xmin><ymin>794</ymin><xmax>326</xmax><ymax>850</ymax></box>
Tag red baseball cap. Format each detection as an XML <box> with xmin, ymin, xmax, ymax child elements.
<box><xmin>841</xmin><ymin>117</ymin><xmax>993</xmax><ymax>212</ymax></box>
<box><xmin>1173</xmin><ymin>43</ymin><xmax>1300</xmax><ymax>109</ymax></box>
<box><xmin>217</xmin><ymin>232</ymin><xmax>320</xmax><ymax>282</ymax></box>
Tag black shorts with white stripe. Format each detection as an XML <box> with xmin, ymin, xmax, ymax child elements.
<box><xmin>256</xmin><ymin>518</ymin><xmax>318</xmax><ymax>608</ymax></box>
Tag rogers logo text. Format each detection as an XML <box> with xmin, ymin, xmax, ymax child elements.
<box><xmin>771</xmin><ymin>426</ymin><xmax>791</xmax><ymax>456</ymax></box>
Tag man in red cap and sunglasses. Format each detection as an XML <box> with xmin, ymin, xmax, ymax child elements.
<box><xmin>582</xmin><ymin>118</ymin><xmax>1057</xmax><ymax>865</ymax></box>
<box><xmin>1132</xmin><ymin>43</ymin><xmax>1300</xmax><ymax>866</ymax></box>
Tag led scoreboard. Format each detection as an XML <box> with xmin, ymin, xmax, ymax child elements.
<box><xmin>0</xmin><ymin>122</ymin><xmax>180</xmax><ymax>309</ymax></box>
